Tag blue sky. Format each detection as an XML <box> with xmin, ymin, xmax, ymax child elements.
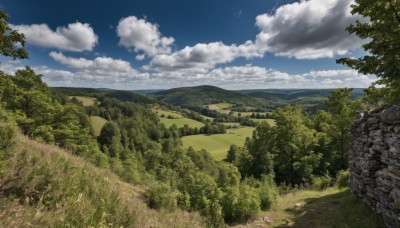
<box><xmin>0</xmin><ymin>0</ymin><xmax>375</xmax><ymax>89</ymax></box>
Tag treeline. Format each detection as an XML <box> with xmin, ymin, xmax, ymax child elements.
<box><xmin>225</xmin><ymin>89</ymin><xmax>361</xmax><ymax>186</ymax></box>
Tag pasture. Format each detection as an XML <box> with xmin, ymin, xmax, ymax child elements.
<box><xmin>89</xmin><ymin>116</ymin><xmax>107</xmax><ymax>136</ymax></box>
<box><xmin>182</xmin><ymin>127</ymin><xmax>254</xmax><ymax>160</ymax></box>
<box><xmin>68</xmin><ymin>96</ymin><xmax>97</xmax><ymax>106</ymax></box>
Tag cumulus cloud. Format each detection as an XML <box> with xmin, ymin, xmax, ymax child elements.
<box><xmin>147</xmin><ymin>41</ymin><xmax>262</xmax><ymax>71</ymax></box>
<box><xmin>13</xmin><ymin>22</ymin><xmax>98</xmax><ymax>52</ymax></box>
<box><xmin>255</xmin><ymin>0</ymin><xmax>364</xmax><ymax>59</ymax></box>
<box><xmin>117</xmin><ymin>16</ymin><xmax>175</xmax><ymax>58</ymax></box>
<box><xmin>47</xmin><ymin>52</ymin><xmax>149</xmax><ymax>86</ymax></box>
<box><xmin>149</xmin><ymin>65</ymin><xmax>375</xmax><ymax>89</ymax></box>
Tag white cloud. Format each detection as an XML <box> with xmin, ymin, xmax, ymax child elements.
<box><xmin>255</xmin><ymin>0</ymin><xmax>364</xmax><ymax>59</ymax></box>
<box><xmin>0</xmin><ymin>59</ymin><xmax>376</xmax><ymax>89</ymax></box>
<box><xmin>13</xmin><ymin>22</ymin><xmax>98</xmax><ymax>52</ymax></box>
<box><xmin>147</xmin><ymin>41</ymin><xmax>262</xmax><ymax>71</ymax></box>
<box><xmin>117</xmin><ymin>16</ymin><xmax>175</xmax><ymax>58</ymax></box>
<box><xmin>47</xmin><ymin>52</ymin><xmax>149</xmax><ymax>86</ymax></box>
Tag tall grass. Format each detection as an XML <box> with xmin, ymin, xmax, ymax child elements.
<box><xmin>0</xmin><ymin>133</ymin><xmax>205</xmax><ymax>227</ymax></box>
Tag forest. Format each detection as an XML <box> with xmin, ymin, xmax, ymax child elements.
<box><xmin>1</xmin><ymin>0</ymin><xmax>399</xmax><ymax>227</ymax></box>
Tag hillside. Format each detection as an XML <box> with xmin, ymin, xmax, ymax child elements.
<box><xmin>152</xmin><ymin>85</ymin><xmax>263</xmax><ymax>107</ymax></box>
<box><xmin>240</xmin><ymin>88</ymin><xmax>365</xmax><ymax>101</ymax></box>
<box><xmin>0</xmin><ymin>133</ymin><xmax>205</xmax><ymax>227</ymax></box>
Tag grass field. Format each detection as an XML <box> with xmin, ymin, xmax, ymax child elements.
<box><xmin>222</xmin><ymin>122</ymin><xmax>241</xmax><ymax>127</ymax></box>
<box><xmin>152</xmin><ymin>109</ymin><xmax>183</xmax><ymax>118</ymax></box>
<box><xmin>152</xmin><ymin>108</ymin><xmax>205</xmax><ymax>128</ymax></box>
<box><xmin>208</xmin><ymin>103</ymin><xmax>232</xmax><ymax>114</ymax></box>
<box><xmin>248</xmin><ymin>187</ymin><xmax>382</xmax><ymax>227</ymax></box>
<box><xmin>251</xmin><ymin>118</ymin><xmax>276</xmax><ymax>126</ymax></box>
<box><xmin>182</xmin><ymin>127</ymin><xmax>254</xmax><ymax>160</ymax></box>
<box><xmin>159</xmin><ymin>117</ymin><xmax>204</xmax><ymax>128</ymax></box>
<box><xmin>68</xmin><ymin>96</ymin><xmax>97</xmax><ymax>106</ymax></box>
<box><xmin>89</xmin><ymin>116</ymin><xmax>107</xmax><ymax>136</ymax></box>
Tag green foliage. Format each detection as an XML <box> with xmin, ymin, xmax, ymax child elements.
<box><xmin>0</xmin><ymin>119</ymin><xmax>17</xmax><ymax>174</ymax></box>
<box><xmin>154</xmin><ymin>85</ymin><xmax>263</xmax><ymax>107</ymax></box>
<box><xmin>145</xmin><ymin>182</ymin><xmax>177</xmax><ymax>210</ymax></box>
<box><xmin>312</xmin><ymin>173</ymin><xmax>332</xmax><ymax>191</ymax></box>
<box><xmin>337</xmin><ymin>0</ymin><xmax>400</xmax><ymax>105</ymax></box>
<box><xmin>0</xmin><ymin>10</ymin><xmax>29</xmax><ymax>60</ymax></box>
<box><xmin>336</xmin><ymin>169</ymin><xmax>349</xmax><ymax>189</ymax></box>
<box><xmin>317</xmin><ymin>88</ymin><xmax>362</xmax><ymax>173</ymax></box>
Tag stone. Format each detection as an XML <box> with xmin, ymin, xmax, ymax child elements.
<box><xmin>381</xmin><ymin>106</ymin><xmax>400</xmax><ymax>124</ymax></box>
<box><xmin>263</xmin><ymin>216</ymin><xmax>273</xmax><ymax>223</ymax></box>
<box><xmin>350</xmin><ymin>107</ymin><xmax>400</xmax><ymax>228</ymax></box>
<box><xmin>294</xmin><ymin>203</ymin><xmax>302</xmax><ymax>208</ymax></box>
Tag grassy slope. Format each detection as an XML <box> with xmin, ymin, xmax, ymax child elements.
<box><xmin>68</xmin><ymin>96</ymin><xmax>97</xmax><ymax>106</ymax></box>
<box><xmin>89</xmin><ymin>116</ymin><xmax>107</xmax><ymax>136</ymax></box>
<box><xmin>0</xmin><ymin>134</ymin><xmax>205</xmax><ymax>227</ymax></box>
<box><xmin>160</xmin><ymin>118</ymin><xmax>205</xmax><ymax>128</ymax></box>
<box><xmin>182</xmin><ymin>127</ymin><xmax>254</xmax><ymax>160</ymax></box>
<box><xmin>152</xmin><ymin>108</ymin><xmax>205</xmax><ymax>128</ymax></box>
<box><xmin>246</xmin><ymin>187</ymin><xmax>382</xmax><ymax>228</ymax></box>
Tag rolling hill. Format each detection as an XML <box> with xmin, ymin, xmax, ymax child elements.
<box><xmin>151</xmin><ymin>85</ymin><xmax>264</xmax><ymax>107</ymax></box>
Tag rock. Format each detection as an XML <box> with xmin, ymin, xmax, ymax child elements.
<box><xmin>381</xmin><ymin>106</ymin><xmax>400</xmax><ymax>124</ymax></box>
<box><xmin>263</xmin><ymin>216</ymin><xmax>273</xmax><ymax>223</ymax></box>
<box><xmin>294</xmin><ymin>203</ymin><xmax>302</xmax><ymax>208</ymax></box>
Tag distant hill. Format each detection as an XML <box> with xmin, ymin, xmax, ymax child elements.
<box><xmin>152</xmin><ymin>85</ymin><xmax>263</xmax><ymax>107</ymax></box>
<box><xmin>52</xmin><ymin>87</ymin><xmax>155</xmax><ymax>104</ymax></box>
<box><xmin>238</xmin><ymin>88</ymin><xmax>365</xmax><ymax>101</ymax></box>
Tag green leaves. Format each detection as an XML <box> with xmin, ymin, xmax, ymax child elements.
<box><xmin>0</xmin><ymin>10</ymin><xmax>28</xmax><ymax>60</ymax></box>
<box><xmin>337</xmin><ymin>0</ymin><xmax>400</xmax><ymax>105</ymax></box>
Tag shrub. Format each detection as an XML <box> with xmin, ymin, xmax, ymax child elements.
<box><xmin>336</xmin><ymin>169</ymin><xmax>349</xmax><ymax>189</ymax></box>
<box><xmin>145</xmin><ymin>182</ymin><xmax>177</xmax><ymax>210</ymax></box>
<box><xmin>0</xmin><ymin>120</ymin><xmax>17</xmax><ymax>174</ymax></box>
<box><xmin>259</xmin><ymin>177</ymin><xmax>278</xmax><ymax>210</ymax></box>
<box><xmin>312</xmin><ymin>173</ymin><xmax>332</xmax><ymax>190</ymax></box>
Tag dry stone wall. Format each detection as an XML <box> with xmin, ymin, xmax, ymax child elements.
<box><xmin>350</xmin><ymin>106</ymin><xmax>400</xmax><ymax>228</ymax></box>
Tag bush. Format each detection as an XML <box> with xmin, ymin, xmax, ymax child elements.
<box><xmin>0</xmin><ymin>120</ymin><xmax>17</xmax><ymax>173</ymax></box>
<box><xmin>312</xmin><ymin>173</ymin><xmax>332</xmax><ymax>190</ymax></box>
<box><xmin>145</xmin><ymin>182</ymin><xmax>177</xmax><ymax>210</ymax></box>
<box><xmin>336</xmin><ymin>169</ymin><xmax>349</xmax><ymax>189</ymax></box>
<box><xmin>259</xmin><ymin>177</ymin><xmax>278</xmax><ymax>210</ymax></box>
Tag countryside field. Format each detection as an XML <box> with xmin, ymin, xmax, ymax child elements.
<box><xmin>89</xmin><ymin>116</ymin><xmax>107</xmax><ymax>136</ymax></box>
<box><xmin>68</xmin><ymin>96</ymin><xmax>97</xmax><ymax>106</ymax></box>
<box><xmin>182</xmin><ymin>127</ymin><xmax>254</xmax><ymax>160</ymax></box>
<box><xmin>153</xmin><ymin>108</ymin><xmax>205</xmax><ymax>128</ymax></box>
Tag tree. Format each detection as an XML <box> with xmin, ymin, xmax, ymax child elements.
<box><xmin>337</xmin><ymin>0</ymin><xmax>400</xmax><ymax>104</ymax></box>
<box><xmin>272</xmin><ymin>106</ymin><xmax>321</xmax><ymax>185</ymax></box>
<box><xmin>0</xmin><ymin>10</ymin><xmax>29</xmax><ymax>60</ymax></box>
<box><xmin>323</xmin><ymin>88</ymin><xmax>362</xmax><ymax>171</ymax></box>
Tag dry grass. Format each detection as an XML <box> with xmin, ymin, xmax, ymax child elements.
<box><xmin>68</xmin><ymin>96</ymin><xmax>97</xmax><ymax>106</ymax></box>
<box><xmin>233</xmin><ymin>187</ymin><xmax>382</xmax><ymax>228</ymax></box>
<box><xmin>89</xmin><ymin>116</ymin><xmax>107</xmax><ymax>136</ymax></box>
<box><xmin>0</xmin><ymin>134</ymin><xmax>205</xmax><ymax>227</ymax></box>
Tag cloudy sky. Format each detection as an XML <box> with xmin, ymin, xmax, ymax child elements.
<box><xmin>0</xmin><ymin>0</ymin><xmax>374</xmax><ymax>90</ymax></box>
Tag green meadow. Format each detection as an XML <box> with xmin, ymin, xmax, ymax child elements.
<box><xmin>182</xmin><ymin>127</ymin><xmax>254</xmax><ymax>160</ymax></box>
<box><xmin>68</xmin><ymin>96</ymin><xmax>97</xmax><ymax>106</ymax></box>
<box><xmin>89</xmin><ymin>116</ymin><xmax>107</xmax><ymax>136</ymax></box>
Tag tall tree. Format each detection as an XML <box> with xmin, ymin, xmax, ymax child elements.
<box><xmin>337</xmin><ymin>0</ymin><xmax>400</xmax><ymax>104</ymax></box>
<box><xmin>323</xmin><ymin>88</ymin><xmax>362</xmax><ymax>171</ymax></box>
<box><xmin>0</xmin><ymin>10</ymin><xmax>29</xmax><ymax>60</ymax></box>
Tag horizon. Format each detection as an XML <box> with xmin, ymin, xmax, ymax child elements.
<box><xmin>0</xmin><ymin>0</ymin><xmax>376</xmax><ymax>90</ymax></box>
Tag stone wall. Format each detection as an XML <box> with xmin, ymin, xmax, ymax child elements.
<box><xmin>350</xmin><ymin>106</ymin><xmax>400</xmax><ymax>228</ymax></box>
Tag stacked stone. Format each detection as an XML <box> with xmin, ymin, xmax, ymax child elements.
<box><xmin>350</xmin><ymin>106</ymin><xmax>400</xmax><ymax>228</ymax></box>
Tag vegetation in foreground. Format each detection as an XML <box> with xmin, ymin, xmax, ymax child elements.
<box><xmin>250</xmin><ymin>187</ymin><xmax>382</xmax><ymax>228</ymax></box>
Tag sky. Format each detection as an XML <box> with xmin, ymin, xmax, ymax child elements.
<box><xmin>0</xmin><ymin>0</ymin><xmax>376</xmax><ymax>90</ymax></box>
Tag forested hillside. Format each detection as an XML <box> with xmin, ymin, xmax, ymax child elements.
<box><xmin>152</xmin><ymin>85</ymin><xmax>264</xmax><ymax>107</ymax></box>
